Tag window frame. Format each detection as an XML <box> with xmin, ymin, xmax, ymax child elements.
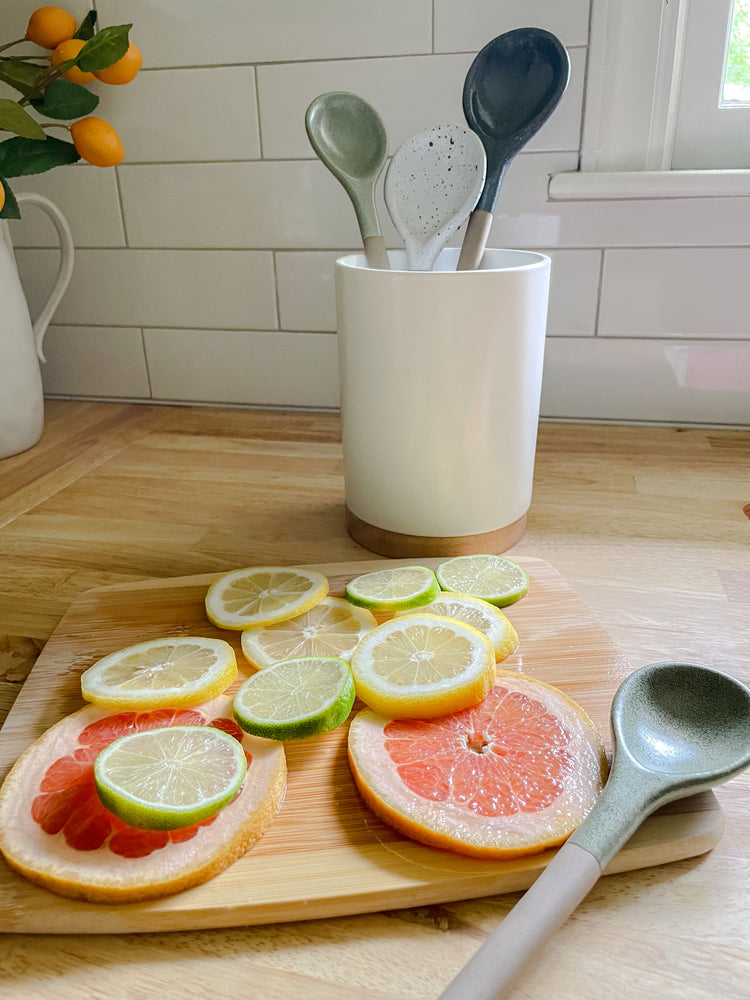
<box><xmin>549</xmin><ymin>0</ymin><xmax>750</xmax><ymax>201</ymax></box>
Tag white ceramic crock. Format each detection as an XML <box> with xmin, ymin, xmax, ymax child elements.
<box><xmin>334</xmin><ymin>247</ymin><xmax>551</xmax><ymax>557</ymax></box>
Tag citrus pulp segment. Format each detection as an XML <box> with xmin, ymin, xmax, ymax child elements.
<box><xmin>233</xmin><ymin>656</ymin><xmax>356</xmax><ymax>741</ymax></box>
<box><xmin>344</xmin><ymin>565</ymin><xmax>441</xmax><ymax>612</ymax></box>
<box><xmin>94</xmin><ymin>725</ymin><xmax>248</xmax><ymax>830</ymax></box>
<box><xmin>349</xmin><ymin>613</ymin><xmax>496</xmax><ymax>719</ymax></box>
<box><xmin>436</xmin><ymin>554</ymin><xmax>529</xmax><ymax>607</ymax></box>
<box><xmin>204</xmin><ymin>565</ymin><xmax>329</xmax><ymax>629</ymax></box>
<box><xmin>394</xmin><ymin>592</ymin><xmax>518</xmax><ymax>662</ymax></box>
<box><xmin>0</xmin><ymin>695</ymin><xmax>287</xmax><ymax>902</ymax></box>
<box><xmin>80</xmin><ymin>636</ymin><xmax>238</xmax><ymax>710</ymax></box>
<box><xmin>348</xmin><ymin>671</ymin><xmax>606</xmax><ymax>858</ymax></box>
<box><xmin>240</xmin><ymin>596</ymin><xmax>375</xmax><ymax>669</ymax></box>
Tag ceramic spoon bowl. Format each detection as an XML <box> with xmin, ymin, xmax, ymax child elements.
<box><xmin>458</xmin><ymin>27</ymin><xmax>570</xmax><ymax>269</ymax></box>
<box><xmin>438</xmin><ymin>660</ymin><xmax>750</xmax><ymax>999</ymax></box>
<box><xmin>384</xmin><ymin>124</ymin><xmax>486</xmax><ymax>271</ymax></box>
<box><xmin>305</xmin><ymin>92</ymin><xmax>390</xmax><ymax>269</ymax></box>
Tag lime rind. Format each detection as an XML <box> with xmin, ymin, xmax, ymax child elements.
<box><xmin>93</xmin><ymin>725</ymin><xmax>248</xmax><ymax>831</ymax></box>
<box><xmin>345</xmin><ymin>565</ymin><xmax>441</xmax><ymax>612</ymax></box>
<box><xmin>80</xmin><ymin>636</ymin><xmax>238</xmax><ymax>709</ymax></box>
<box><xmin>436</xmin><ymin>554</ymin><xmax>529</xmax><ymax>608</ymax></box>
<box><xmin>232</xmin><ymin>656</ymin><xmax>356</xmax><ymax>741</ymax></box>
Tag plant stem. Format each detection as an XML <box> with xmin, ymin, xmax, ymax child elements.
<box><xmin>0</xmin><ymin>38</ymin><xmax>26</xmax><ymax>55</ymax></box>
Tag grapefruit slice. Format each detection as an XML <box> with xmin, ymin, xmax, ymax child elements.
<box><xmin>0</xmin><ymin>695</ymin><xmax>286</xmax><ymax>903</ymax></box>
<box><xmin>348</xmin><ymin>671</ymin><xmax>606</xmax><ymax>859</ymax></box>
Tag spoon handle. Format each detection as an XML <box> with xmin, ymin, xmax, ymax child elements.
<box><xmin>437</xmin><ymin>842</ymin><xmax>602</xmax><ymax>1000</ymax></box>
<box><xmin>456</xmin><ymin>209</ymin><xmax>493</xmax><ymax>270</ymax></box>
<box><xmin>363</xmin><ymin>235</ymin><xmax>390</xmax><ymax>270</ymax></box>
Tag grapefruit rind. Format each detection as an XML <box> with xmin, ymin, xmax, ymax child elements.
<box><xmin>0</xmin><ymin>695</ymin><xmax>286</xmax><ymax>903</ymax></box>
<box><xmin>347</xmin><ymin>671</ymin><xmax>607</xmax><ymax>859</ymax></box>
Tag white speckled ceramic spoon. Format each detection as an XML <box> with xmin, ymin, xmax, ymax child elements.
<box><xmin>384</xmin><ymin>124</ymin><xmax>486</xmax><ymax>271</ymax></box>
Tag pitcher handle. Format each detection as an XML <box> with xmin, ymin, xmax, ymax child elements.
<box><xmin>16</xmin><ymin>192</ymin><xmax>75</xmax><ymax>364</ymax></box>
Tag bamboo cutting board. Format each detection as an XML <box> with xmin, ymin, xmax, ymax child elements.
<box><xmin>0</xmin><ymin>557</ymin><xmax>724</xmax><ymax>934</ymax></box>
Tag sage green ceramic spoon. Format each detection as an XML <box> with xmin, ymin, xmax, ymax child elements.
<box><xmin>438</xmin><ymin>661</ymin><xmax>750</xmax><ymax>1000</ymax></box>
<box><xmin>305</xmin><ymin>92</ymin><xmax>390</xmax><ymax>270</ymax></box>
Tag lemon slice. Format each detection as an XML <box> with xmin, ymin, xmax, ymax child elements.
<box><xmin>205</xmin><ymin>566</ymin><xmax>329</xmax><ymax>630</ymax></box>
<box><xmin>345</xmin><ymin>565</ymin><xmax>440</xmax><ymax>612</ymax></box>
<box><xmin>240</xmin><ymin>596</ymin><xmax>375</xmax><ymax>669</ymax></box>
<box><xmin>349</xmin><ymin>613</ymin><xmax>496</xmax><ymax>719</ymax></box>
<box><xmin>94</xmin><ymin>725</ymin><xmax>248</xmax><ymax>830</ymax></box>
<box><xmin>394</xmin><ymin>592</ymin><xmax>518</xmax><ymax>661</ymax></box>
<box><xmin>233</xmin><ymin>656</ymin><xmax>356</xmax><ymax>741</ymax></box>
<box><xmin>436</xmin><ymin>554</ymin><xmax>529</xmax><ymax>607</ymax></box>
<box><xmin>80</xmin><ymin>637</ymin><xmax>238</xmax><ymax>710</ymax></box>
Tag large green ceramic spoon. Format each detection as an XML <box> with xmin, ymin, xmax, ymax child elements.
<box><xmin>438</xmin><ymin>661</ymin><xmax>750</xmax><ymax>1000</ymax></box>
<box><xmin>305</xmin><ymin>91</ymin><xmax>390</xmax><ymax>270</ymax></box>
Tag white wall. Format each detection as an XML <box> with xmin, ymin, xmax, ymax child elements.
<box><xmin>6</xmin><ymin>0</ymin><xmax>750</xmax><ymax>425</ymax></box>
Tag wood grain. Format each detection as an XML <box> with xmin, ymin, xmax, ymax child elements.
<box><xmin>0</xmin><ymin>556</ymin><xmax>722</xmax><ymax>935</ymax></box>
<box><xmin>0</xmin><ymin>401</ymin><xmax>748</xmax><ymax>999</ymax></box>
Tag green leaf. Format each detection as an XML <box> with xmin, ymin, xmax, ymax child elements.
<box><xmin>0</xmin><ymin>135</ymin><xmax>79</xmax><ymax>177</ymax></box>
<box><xmin>74</xmin><ymin>10</ymin><xmax>98</xmax><ymax>41</ymax></box>
<box><xmin>0</xmin><ymin>175</ymin><xmax>21</xmax><ymax>220</ymax></box>
<box><xmin>30</xmin><ymin>78</ymin><xmax>99</xmax><ymax>120</ymax></box>
<box><xmin>77</xmin><ymin>24</ymin><xmax>132</xmax><ymax>73</ymax></box>
<box><xmin>0</xmin><ymin>99</ymin><xmax>46</xmax><ymax>139</ymax></box>
<box><xmin>0</xmin><ymin>58</ymin><xmax>44</xmax><ymax>99</ymax></box>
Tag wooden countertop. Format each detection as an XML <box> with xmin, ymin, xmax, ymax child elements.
<box><xmin>1</xmin><ymin>400</ymin><xmax>748</xmax><ymax>1000</ymax></box>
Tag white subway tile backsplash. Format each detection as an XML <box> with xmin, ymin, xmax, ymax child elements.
<box><xmin>541</xmin><ymin>338</ymin><xmax>750</xmax><ymax>424</ymax></box>
<box><xmin>433</xmin><ymin>0</ymin><xmax>591</xmax><ymax>51</ymax></box>
<box><xmin>599</xmin><ymin>248</ymin><xmax>750</xmax><ymax>339</ymax></box>
<box><xmin>6</xmin><ymin>0</ymin><xmax>746</xmax><ymax>425</ymax></box>
<box><xmin>489</xmin><ymin>153</ymin><xmax>750</xmax><ymax>250</ymax></box>
<box><xmin>276</xmin><ymin>252</ymin><xmax>340</xmax><ymax>331</ymax></box>
<box><xmin>275</xmin><ymin>249</ymin><xmax>601</xmax><ymax>337</ymax></box>
<box><xmin>96</xmin><ymin>68</ymin><xmax>261</xmax><ymax>163</ymax></box>
<box><xmin>96</xmin><ymin>0</ymin><xmax>431</xmax><ymax>68</ymax></box>
<box><xmin>258</xmin><ymin>49</ymin><xmax>584</xmax><ymax>160</ymax></box>
<box><xmin>118</xmin><ymin>161</ymin><xmax>365</xmax><ymax>249</ymax></box>
<box><xmin>41</xmin><ymin>326</ymin><xmax>150</xmax><ymax>398</ymax></box>
<box><xmin>8</xmin><ymin>169</ymin><xmax>125</xmax><ymax>249</ymax></box>
<box><xmin>144</xmin><ymin>329</ymin><xmax>339</xmax><ymax>407</ymax></box>
<box><xmin>16</xmin><ymin>249</ymin><xmax>277</xmax><ymax>330</ymax></box>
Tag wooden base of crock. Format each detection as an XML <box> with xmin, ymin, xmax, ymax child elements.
<box><xmin>345</xmin><ymin>507</ymin><xmax>527</xmax><ymax>558</ymax></box>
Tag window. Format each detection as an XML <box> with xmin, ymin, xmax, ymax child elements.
<box><xmin>549</xmin><ymin>0</ymin><xmax>750</xmax><ymax>200</ymax></box>
<box><xmin>673</xmin><ymin>0</ymin><xmax>750</xmax><ymax>168</ymax></box>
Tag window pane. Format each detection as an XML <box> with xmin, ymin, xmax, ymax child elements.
<box><xmin>722</xmin><ymin>0</ymin><xmax>750</xmax><ymax>105</ymax></box>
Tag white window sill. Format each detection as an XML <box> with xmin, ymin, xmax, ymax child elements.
<box><xmin>548</xmin><ymin>169</ymin><xmax>750</xmax><ymax>201</ymax></box>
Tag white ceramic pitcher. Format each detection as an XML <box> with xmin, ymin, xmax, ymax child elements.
<box><xmin>0</xmin><ymin>192</ymin><xmax>74</xmax><ymax>460</ymax></box>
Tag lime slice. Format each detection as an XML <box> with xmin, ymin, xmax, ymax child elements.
<box><xmin>93</xmin><ymin>725</ymin><xmax>247</xmax><ymax>831</ymax></box>
<box><xmin>80</xmin><ymin>636</ymin><xmax>238</xmax><ymax>710</ymax></box>
<box><xmin>232</xmin><ymin>656</ymin><xmax>356</xmax><ymax>741</ymax></box>
<box><xmin>240</xmin><ymin>596</ymin><xmax>375</xmax><ymax>669</ymax></box>
<box><xmin>436</xmin><ymin>554</ymin><xmax>529</xmax><ymax>607</ymax></box>
<box><xmin>205</xmin><ymin>565</ymin><xmax>329</xmax><ymax>630</ymax></box>
<box><xmin>349</xmin><ymin>613</ymin><xmax>496</xmax><ymax>719</ymax></box>
<box><xmin>394</xmin><ymin>592</ymin><xmax>518</xmax><ymax>661</ymax></box>
<box><xmin>345</xmin><ymin>565</ymin><xmax>440</xmax><ymax>612</ymax></box>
